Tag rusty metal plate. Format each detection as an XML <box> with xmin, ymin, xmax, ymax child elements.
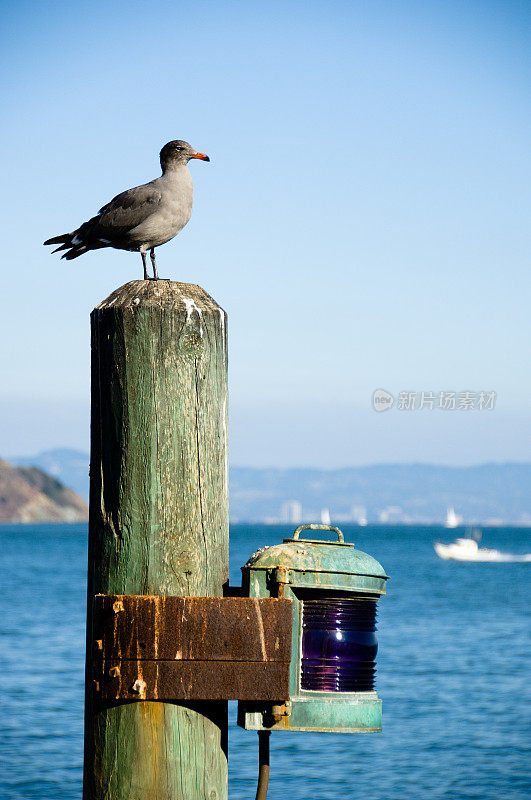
<box><xmin>94</xmin><ymin>660</ymin><xmax>291</xmax><ymax>701</ymax></box>
<box><xmin>94</xmin><ymin>595</ymin><xmax>292</xmax><ymax>662</ymax></box>
<box><xmin>91</xmin><ymin>595</ymin><xmax>292</xmax><ymax>701</ymax></box>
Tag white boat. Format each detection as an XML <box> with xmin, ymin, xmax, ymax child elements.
<box><xmin>434</xmin><ymin>535</ymin><xmax>531</xmax><ymax>563</ymax></box>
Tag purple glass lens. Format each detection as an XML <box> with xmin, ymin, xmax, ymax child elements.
<box><xmin>301</xmin><ymin>596</ymin><xmax>378</xmax><ymax>692</ymax></box>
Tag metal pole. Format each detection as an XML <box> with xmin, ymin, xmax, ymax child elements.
<box><xmin>255</xmin><ymin>731</ymin><xmax>271</xmax><ymax>800</ymax></box>
<box><xmin>83</xmin><ymin>279</ymin><xmax>229</xmax><ymax>800</ymax></box>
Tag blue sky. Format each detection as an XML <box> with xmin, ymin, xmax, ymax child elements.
<box><xmin>1</xmin><ymin>0</ymin><xmax>530</xmax><ymax>465</ymax></box>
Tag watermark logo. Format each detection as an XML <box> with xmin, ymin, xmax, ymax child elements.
<box><xmin>371</xmin><ymin>390</ymin><xmax>496</xmax><ymax>412</ymax></box>
<box><xmin>372</xmin><ymin>389</ymin><xmax>395</xmax><ymax>412</ymax></box>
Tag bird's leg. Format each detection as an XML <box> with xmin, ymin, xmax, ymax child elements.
<box><xmin>150</xmin><ymin>248</ymin><xmax>159</xmax><ymax>281</ymax></box>
<box><xmin>141</xmin><ymin>251</ymin><xmax>148</xmax><ymax>280</ymax></box>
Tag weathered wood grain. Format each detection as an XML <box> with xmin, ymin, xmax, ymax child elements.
<box><xmin>84</xmin><ymin>280</ymin><xmax>229</xmax><ymax>800</ymax></box>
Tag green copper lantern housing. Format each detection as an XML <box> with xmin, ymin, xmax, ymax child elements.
<box><xmin>237</xmin><ymin>524</ymin><xmax>388</xmax><ymax>734</ymax></box>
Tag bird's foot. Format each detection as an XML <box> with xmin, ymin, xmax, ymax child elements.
<box><xmin>150</xmin><ymin>249</ymin><xmax>159</xmax><ymax>280</ymax></box>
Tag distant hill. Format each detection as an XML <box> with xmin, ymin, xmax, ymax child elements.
<box><xmin>13</xmin><ymin>449</ymin><xmax>89</xmax><ymax>501</ymax></box>
<box><xmin>0</xmin><ymin>459</ymin><xmax>88</xmax><ymax>523</ymax></box>
<box><xmin>9</xmin><ymin>450</ymin><xmax>531</xmax><ymax>525</ymax></box>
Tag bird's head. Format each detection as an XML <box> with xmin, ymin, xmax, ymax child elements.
<box><xmin>160</xmin><ymin>140</ymin><xmax>210</xmax><ymax>171</ymax></box>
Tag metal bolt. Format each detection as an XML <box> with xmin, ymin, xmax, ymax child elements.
<box><xmin>112</xmin><ymin>600</ymin><xmax>124</xmax><ymax>614</ymax></box>
<box><xmin>275</xmin><ymin>566</ymin><xmax>289</xmax><ymax>598</ymax></box>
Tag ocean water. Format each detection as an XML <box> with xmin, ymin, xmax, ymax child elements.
<box><xmin>1</xmin><ymin>523</ymin><xmax>530</xmax><ymax>800</ymax></box>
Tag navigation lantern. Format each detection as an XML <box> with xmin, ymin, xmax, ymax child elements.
<box><xmin>238</xmin><ymin>524</ymin><xmax>388</xmax><ymax>733</ymax></box>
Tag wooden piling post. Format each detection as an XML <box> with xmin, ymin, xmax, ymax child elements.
<box><xmin>83</xmin><ymin>280</ymin><xmax>229</xmax><ymax>800</ymax></box>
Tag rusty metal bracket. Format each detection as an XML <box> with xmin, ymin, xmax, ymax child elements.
<box><xmin>92</xmin><ymin>595</ymin><xmax>292</xmax><ymax>702</ymax></box>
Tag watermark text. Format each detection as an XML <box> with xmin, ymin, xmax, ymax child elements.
<box><xmin>372</xmin><ymin>389</ymin><xmax>496</xmax><ymax>412</ymax></box>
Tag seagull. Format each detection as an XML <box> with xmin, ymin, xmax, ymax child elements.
<box><xmin>43</xmin><ymin>140</ymin><xmax>210</xmax><ymax>280</ymax></box>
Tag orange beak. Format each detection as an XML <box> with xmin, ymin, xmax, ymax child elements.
<box><xmin>191</xmin><ymin>152</ymin><xmax>210</xmax><ymax>162</ymax></box>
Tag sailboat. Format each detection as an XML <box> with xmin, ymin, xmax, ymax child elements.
<box><xmin>444</xmin><ymin>507</ymin><xmax>462</xmax><ymax>528</ymax></box>
<box><xmin>320</xmin><ymin>508</ymin><xmax>331</xmax><ymax>525</ymax></box>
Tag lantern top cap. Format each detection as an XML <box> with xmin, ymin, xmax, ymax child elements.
<box><xmin>242</xmin><ymin>524</ymin><xmax>388</xmax><ymax>582</ymax></box>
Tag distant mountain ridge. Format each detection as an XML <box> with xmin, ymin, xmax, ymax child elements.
<box><xmin>11</xmin><ymin>450</ymin><xmax>531</xmax><ymax>525</ymax></box>
<box><xmin>13</xmin><ymin>449</ymin><xmax>89</xmax><ymax>501</ymax></box>
<box><xmin>0</xmin><ymin>459</ymin><xmax>88</xmax><ymax>523</ymax></box>
<box><xmin>230</xmin><ymin>463</ymin><xmax>531</xmax><ymax>525</ymax></box>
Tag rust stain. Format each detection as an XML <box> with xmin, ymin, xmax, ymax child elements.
<box><xmin>94</xmin><ymin>594</ymin><xmax>293</xmax><ymax>700</ymax></box>
<box><xmin>275</xmin><ymin>566</ymin><xmax>289</xmax><ymax>598</ymax></box>
<box><xmin>97</xmin><ymin>659</ymin><xmax>290</xmax><ymax>701</ymax></box>
<box><xmin>132</xmin><ymin>677</ymin><xmax>147</xmax><ymax>699</ymax></box>
<box><xmin>153</xmin><ymin>596</ymin><xmax>162</xmax><ymax>698</ymax></box>
<box><xmin>108</xmin><ymin>664</ymin><xmax>122</xmax><ymax>700</ymax></box>
<box><xmin>112</xmin><ymin>599</ymin><xmax>124</xmax><ymax>614</ymax></box>
<box><xmin>112</xmin><ymin>597</ymin><xmax>122</xmax><ymax>663</ymax></box>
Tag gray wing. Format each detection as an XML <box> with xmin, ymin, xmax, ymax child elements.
<box><xmin>43</xmin><ymin>180</ymin><xmax>164</xmax><ymax>260</ymax></box>
<box><xmin>97</xmin><ymin>182</ymin><xmax>162</xmax><ymax>233</ymax></box>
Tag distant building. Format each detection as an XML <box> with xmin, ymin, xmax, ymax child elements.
<box><xmin>320</xmin><ymin>508</ymin><xmax>331</xmax><ymax>524</ymax></box>
<box><xmin>281</xmin><ymin>500</ymin><xmax>303</xmax><ymax>524</ymax></box>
